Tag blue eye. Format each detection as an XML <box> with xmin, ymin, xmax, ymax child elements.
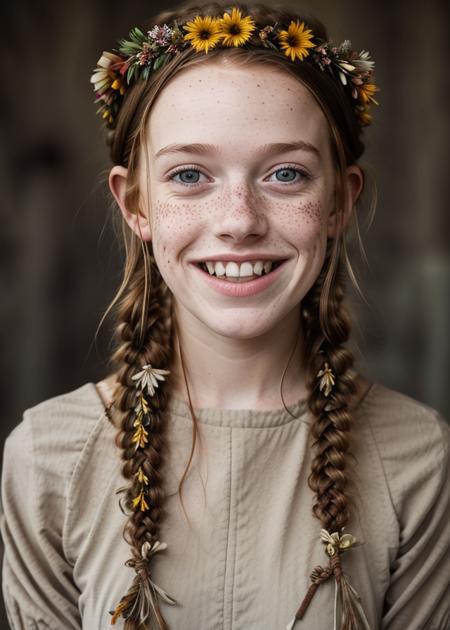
<box><xmin>170</xmin><ymin>168</ymin><xmax>202</xmax><ymax>185</ymax></box>
<box><xmin>168</xmin><ymin>165</ymin><xmax>309</xmax><ymax>187</ymax></box>
<box><xmin>272</xmin><ymin>167</ymin><xmax>304</xmax><ymax>183</ymax></box>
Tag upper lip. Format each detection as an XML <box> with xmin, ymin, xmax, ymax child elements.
<box><xmin>190</xmin><ymin>253</ymin><xmax>287</xmax><ymax>264</ymax></box>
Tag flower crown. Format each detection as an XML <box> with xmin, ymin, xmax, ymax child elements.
<box><xmin>90</xmin><ymin>7</ymin><xmax>379</xmax><ymax>130</ymax></box>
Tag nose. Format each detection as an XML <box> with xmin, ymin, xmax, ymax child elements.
<box><xmin>212</xmin><ymin>183</ymin><xmax>268</xmax><ymax>244</ymax></box>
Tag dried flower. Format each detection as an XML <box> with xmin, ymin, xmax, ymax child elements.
<box><xmin>135</xmin><ymin>466</ymin><xmax>149</xmax><ymax>485</ymax></box>
<box><xmin>91</xmin><ymin>8</ymin><xmax>378</xmax><ymax>129</ymax></box>
<box><xmin>141</xmin><ymin>540</ymin><xmax>168</xmax><ymax>560</ymax></box>
<box><xmin>132</xmin><ymin>490</ymin><xmax>149</xmax><ymax>511</ymax></box>
<box><xmin>131</xmin><ymin>363</ymin><xmax>170</xmax><ymax>397</ymax></box>
<box><xmin>258</xmin><ymin>25</ymin><xmax>274</xmax><ymax>41</ymax></box>
<box><xmin>320</xmin><ymin>528</ymin><xmax>360</xmax><ymax>557</ymax></box>
<box><xmin>317</xmin><ymin>361</ymin><xmax>335</xmax><ymax>397</ymax></box>
<box><xmin>132</xmin><ymin>421</ymin><xmax>149</xmax><ymax>449</ymax></box>
<box><xmin>147</xmin><ymin>24</ymin><xmax>173</xmax><ymax>46</ymax></box>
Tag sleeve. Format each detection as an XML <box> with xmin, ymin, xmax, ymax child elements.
<box><xmin>0</xmin><ymin>412</ymin><xmax>82</xmax><ymax>630</ymax></box>
<box><xmin>379</xmin><ymin>407</ymin><xmax>450</xmax><ymax>630</ymax></box>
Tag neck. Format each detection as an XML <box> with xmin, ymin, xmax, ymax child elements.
<box><xmin>170</xmin><ymin>305</ymin><xmax>308</xmax><ymax>410</ymax></box>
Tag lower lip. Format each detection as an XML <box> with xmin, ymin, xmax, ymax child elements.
<box><xmin>191</xmin><ymin>261</ymin><xmax>288</xmax><ymax>297</ymax></box>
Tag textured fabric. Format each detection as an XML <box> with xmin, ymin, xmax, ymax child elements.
<box><xmin>0</xmin><ymin>381</ymin><xmax>449</xmax><ymax>630</ymax></box>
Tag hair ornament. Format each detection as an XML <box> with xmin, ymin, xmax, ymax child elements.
<box><xmin>109</xmin><ymin>539</ymin><xmax>178</xmax><ymax>625</ymax></box>
<box><xmin>110</xmin><ymin>363</ymin><xmax>178</xmax><ymax>625</ymax></box>
<box><xmin>317</xmin><ymin>361</ymin><xmax>335</xmax><ymax>397</ymax></box>
<box><xmin>90</xmin><ymin>6</ymin><xmax>379</xmax><ymax>129</ymax></box>
<box><xmin>131</xmin><ymin>363</ymin><xmax>171</xmax><ymax>397</ymax></box>
<box><xmin>286</xmin><ymin>529</ymin><xmax>371</xmax><ymax>630</ymax></box>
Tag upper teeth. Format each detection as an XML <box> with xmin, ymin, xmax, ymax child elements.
<box><xmin>203</xmin><ymin>260</ymin><xmax>274</xmax><ymax>277</ymax></box>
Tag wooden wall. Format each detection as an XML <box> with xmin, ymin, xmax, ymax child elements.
<box><xmin>0</xmin><ymin>0</ymin><xmax>448</xmax><ymax>625</ymax></box>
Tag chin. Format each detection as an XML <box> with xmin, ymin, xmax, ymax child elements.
<box><xmin>196</xmin><ymin>311</ymin><xmax>285</xmax><ymax>340</ymax></box>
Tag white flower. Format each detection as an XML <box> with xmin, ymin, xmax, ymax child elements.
<box><xmin>90</xmin><ymin>51</ymin><xmax>123</xmax><ymax>93</ymax></box>
<box><xmin>131</xmin><ymin>363</ymin><xmax>171</xmax><ymax>396</ymax></box>
<box><xmin>353</xmin><ymin>50</ymin><xmax>375</xmax><ymax>72</ymax></box>
<box><xmin>147</xmin><ymin>24</ymin><xmax>173</xmax><ymax>46</ymax></box>
<box><xmin>141</xmin><ymin>539</ymin><xmax>168</xmax><ymax>559</ymax></box>
<box><xmin>339</xmin><ymin>70</ymin><xmax>347</xmax><ymax>85</ymax></box>
<box><xmin>338</xmin><ymin>61</ymin><xmax>356</xmax><ymax>72</ymax></box>
<box><xmin>340</xmin><ymin>39</ymin><xmax>352</xmax><ymax>52</ymax></box>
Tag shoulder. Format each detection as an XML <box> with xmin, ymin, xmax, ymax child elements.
<box><xmin>355</xmin><ymin>381</ymin><xmax>449</xmax><ymax>524</ymax></box>
<box><xmin>357</xmin><ymin>381</ymin><xmax>448</xmax><ymax>455</ymax></box>
<box><xmin>3</xmin><ymin>382</ymin><xmax>111</xmax><ymax>485</ymax></box>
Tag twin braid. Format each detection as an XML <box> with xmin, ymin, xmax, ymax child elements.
<box><xmin>109</xmin><ymin>246</ymin><xmax>358</xmax><ymax>629</ymax></box>
<box><xmin>303</xmin><ymin>243</ymin><xmax>356</xmax><ymax>534</ymax></box>
<box><xmin>109</xmin><ymin>255</ymin><xmax>174</xmax><ymax>629</ymax></box>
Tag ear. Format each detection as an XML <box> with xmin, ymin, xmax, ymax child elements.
<box><xmin>108</xmin><ymin>165</ymin><xmax>152</xmax><ymax>241</ymax></box>
<box><xmin>327</xmin><ymin>164</ymin><xmax>364</xmax><ymax>239</ymax></box>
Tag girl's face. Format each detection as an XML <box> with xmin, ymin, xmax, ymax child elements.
<box><xmin>133</xmin><ymin>62</ymin><xmax>352</xmax><ymax>339</ymax></box>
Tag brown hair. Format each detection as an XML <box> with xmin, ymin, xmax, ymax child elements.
<box><xmin>96</xmin><ymin>1</ymin><xmax>375</xmax><ymax>628</ymax></box>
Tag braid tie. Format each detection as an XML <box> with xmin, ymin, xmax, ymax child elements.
<box><xmin>286</xmin><ymin>529</ymin><xmax>366</xmax><ymax>630</ymax></box>
<box><xmin>110</xmin><ymin>541</ymin><xmax>177</xmax><ymax>626</ymax></box>
<box><xmin>292</xmin><ymin>565</ymin><xmax>333</xmax><ymax>622</ymax></box>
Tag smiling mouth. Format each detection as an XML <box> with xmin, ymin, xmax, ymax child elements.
<box><xmin>196</xmin><ymin>260</ymin><xmax>286</xmax><ymax>283</ymax></box>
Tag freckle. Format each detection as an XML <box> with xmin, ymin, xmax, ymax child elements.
<box><xmin>256</xmin><ymin>83</ymin><xmax>261</xmax><ymax>87</ymax></box>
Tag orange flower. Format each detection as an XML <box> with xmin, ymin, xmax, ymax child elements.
<box><xmin>359</xmin><ymin>82</ymin><xmax>379</xmax><ymax>106</ymax></box>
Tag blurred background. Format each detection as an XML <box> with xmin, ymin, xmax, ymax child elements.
<box><xmin>0</xmin><ymin>0</ymin><xmax>449</xmax><ymax>626</ymax></box>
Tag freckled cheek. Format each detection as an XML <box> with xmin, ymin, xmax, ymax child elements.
<box><xmin>150</xmin><ymin>200</ymin><xmax>202</xmax><ymax>265</ymax></box>
<box><xmin>272</xmin><ymin>200</ymin><xmax>326</xmax><ymax>244</ymax></box>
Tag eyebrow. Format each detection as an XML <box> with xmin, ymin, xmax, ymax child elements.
<box><xmin>154</xmin><ymin>141</ymin><xmax>321</xmax><ymax>161</ymax></box>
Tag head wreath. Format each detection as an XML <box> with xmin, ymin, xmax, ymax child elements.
<box><xmin>90</xmin><ymin>6</ymin><xmax>379</xmax><ymax>130</ymax></box>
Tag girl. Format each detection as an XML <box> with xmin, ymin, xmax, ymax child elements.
<box><xmin>1</xmin><ymin>2</ymin><xmax>449</xmax><ymax>629</ymax></box>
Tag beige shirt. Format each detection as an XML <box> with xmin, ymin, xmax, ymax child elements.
<box><xmin>0</xmin><ymin>381</ymin><xmax>449</xmax><ymax>630</ymax></box>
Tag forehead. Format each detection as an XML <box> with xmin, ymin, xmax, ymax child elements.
<box><xmin>147</xmin><ymin>61</ymin><xmax>331</xmax><ymax>160</ymax></box>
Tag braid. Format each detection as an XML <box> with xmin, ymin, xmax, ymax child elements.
<box><xmin>290</xmin><ymin>240</ymin><xmax>369</xmax><ymax>628</ymax></box>
<box><xmin>108</xmin><ymin>251</ymin><xmax>175</xmax><ymax>630</ymax></box>
<box><xmin>303</xmin><ymin>241</ymin><xmax>357</xmax><ymax>534</ymax></box>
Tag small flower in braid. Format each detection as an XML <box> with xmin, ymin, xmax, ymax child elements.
<box><xmin>130</xmin><ymin>365</ymin><xmax>170</xmax><ymax>510</ymax></box>
<box><xmin>110</xmin><ymin>362</ymin><xmax>178</xmax><ymax>626</ymax></box>
<box><xmin>316</xmin><ymin>361</ymin><xmax>335</xmax><ymax>397</ymax></box>
<box><xmin>284</xmin><ymin>248</ymin><xmax>373</xmax><ymax>630</ymax></box>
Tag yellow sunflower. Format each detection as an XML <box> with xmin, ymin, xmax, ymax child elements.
<box><xmin>278</xmin><ymin>20</ymin><xmax>315</xmax><ymax>62</ymax></box>
<box><xmin>183</xmin><ymin>15</ymin><xmax>223</xmax><ymax>54</ymax></box>
<box><xmin>359</xmin><ymin>82</ymin><xmax>379</xmax><ymax>106</ymax></box>
<box><xmin>219</xmin><ymin>7</ymin><xmax>256</xmax><ymax>47</ymax></box>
